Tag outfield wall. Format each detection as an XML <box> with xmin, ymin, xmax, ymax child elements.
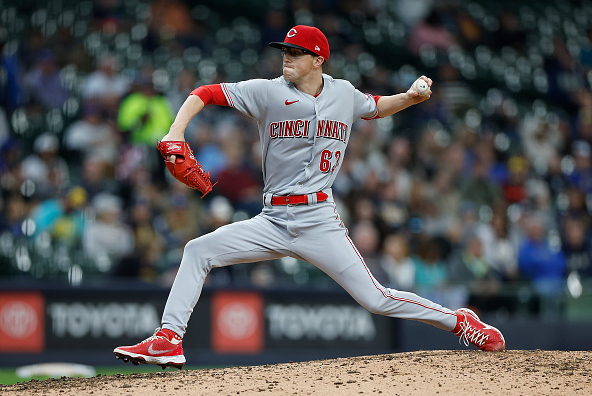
<box><xmin>1</xmin><ymin>283</ymin><xmax>590</xmax><ymax>367</ymax></box>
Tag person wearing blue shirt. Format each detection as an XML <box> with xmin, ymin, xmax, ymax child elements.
<box><xmin>518</xmin><ymin>214</ymin><xmax>566</xmax><ymax>297</ymax></box>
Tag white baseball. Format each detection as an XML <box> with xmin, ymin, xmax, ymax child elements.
<box><xmin>413</xmin><ymin>79</ymin><xmax>430</xmax><ymax>96</ymax></box>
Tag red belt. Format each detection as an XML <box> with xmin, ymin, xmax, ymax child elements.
<box><xmin>270</xmin><ymin>192</ymin><xmax>328</xmax><ymax>206</ymax></box>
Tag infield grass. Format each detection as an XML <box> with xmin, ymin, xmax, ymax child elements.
<box><xmin>0</xmin><ymin>365</ymin><xmax>202</xmax><ymax>385</ymax></box>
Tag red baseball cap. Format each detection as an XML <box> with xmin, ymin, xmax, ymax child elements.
<box><xmin>269</xmin><ymin>25</ymin><xmax>330</xmax><ymax>60</ymax></box>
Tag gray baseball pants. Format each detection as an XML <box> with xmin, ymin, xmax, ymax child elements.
<box><xmin>161</xmin><ymin>195</ymin><xmax>457</xmax><ymax>337</ymax></box>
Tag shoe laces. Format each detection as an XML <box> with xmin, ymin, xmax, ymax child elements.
<box><xmin>140</xmin><ymin>327</ymin><xmax>168</xmax><ymax>344</ymax></box>
<box><xmin>457</xmin><ymin>314</ymin><xmax>489</xmax><ymax>348</ymax></box>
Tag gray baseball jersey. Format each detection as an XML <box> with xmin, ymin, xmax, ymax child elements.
<box><xmin>221</xmin><ymin>74</ymin><xmax>377</xmax><ymax>195</ymax></box>
<box><xmin>161</xmin><ymin>74</ymin><xmax>457</xmax><ymax>338</ymax></box>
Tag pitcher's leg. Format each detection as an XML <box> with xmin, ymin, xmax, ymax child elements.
<box><xmin>300</xmin><ymin>229</ymin><xmax>505</xmax><ymax>350</ymax></box>
<box><xmin>162</xmin><ymin>216</ymin><xmax>286</xmax><ymax>337</ymax></box>
<box><xmin>336</xmin><ymin>260</ymin><xmax>457</xmax><ymax>330</ymax></box>
<box><xmin>293</xmin><ymin>221</ymin><xmax>457</xmax><ymax>330</ymax></box>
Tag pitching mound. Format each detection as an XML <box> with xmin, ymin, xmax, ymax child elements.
<box><xmin>1</xmin><ymin>350</ymin><xmax>591</xmax><ymax>395</ymax></box>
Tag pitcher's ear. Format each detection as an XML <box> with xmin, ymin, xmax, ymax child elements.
<box><xmin>314</xmin><ymin>56</ymin><xmax>325</xmax><ymax>68</ymax></box>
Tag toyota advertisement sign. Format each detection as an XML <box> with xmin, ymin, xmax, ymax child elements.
<box><xmin>0</xmin><ymin>288</ymin><xmax>397</xmax><ymax>358</ymax></box>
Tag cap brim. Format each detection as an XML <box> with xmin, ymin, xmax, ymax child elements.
<box><xmin>269</xmin><ymin>42</ymin><xmax>321</xmax><ymax>57</ymax></box>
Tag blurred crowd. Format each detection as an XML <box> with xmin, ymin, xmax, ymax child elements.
<box><xmin>1</xmin><ymin>0</ymin><xmax>592</xmax><ymax>315</ymax></box>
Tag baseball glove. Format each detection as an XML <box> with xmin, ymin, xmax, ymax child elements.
<box><xmin>156</xmin><ymin>140</ymin><xmax>216</xmax><ymax>197</ymax></box>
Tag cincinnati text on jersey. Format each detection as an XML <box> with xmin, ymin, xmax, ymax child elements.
<box><xmin>269</xmin><ymin>119</ymin><xmax>348</xmax><ymax>143</ymax></box>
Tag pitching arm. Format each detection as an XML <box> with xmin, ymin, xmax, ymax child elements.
<box><xmin>376</xmin><ymin>76</ymin><xmax>432</xmax><ymax>118</ymax></box>
<box><xmin>161</xmin><ymin>95</ymin><xmax>205</xmax><ymax>142</ymax></box>
<box><xmin>162</xmin><ymin>84</ymin><xmax>229</xmax><ymax>142</ymax></box>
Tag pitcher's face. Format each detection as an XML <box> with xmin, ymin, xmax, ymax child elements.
<box><xmin>281</xmin><ymin>47</ymin><xmax>319</xmax><ymax>83</ymax></box>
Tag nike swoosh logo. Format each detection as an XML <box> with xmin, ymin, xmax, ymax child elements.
<box><xmin>482</xmin><ymin>324</ymin><xmax>495</xmax><ymax>330</ymax></box>
<box><xmin>285</xmin><ymin>100</ymin><xmax>299</xmax><ymax>105</ymax></box>
<box><xmin>148</xmin><ymin>344</ymin><xmax>176</xmax><ymax>355</ymax></box>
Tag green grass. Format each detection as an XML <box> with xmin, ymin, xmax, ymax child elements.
<box><xmin>0</xmin><ymin>365</ymin><xmax>203</xmax><ymax>385</ymax></box>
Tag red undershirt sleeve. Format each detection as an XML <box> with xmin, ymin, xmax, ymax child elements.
<box><xmin>190</xmin><ymin>84</ymin><xmax>229</xmax><ymax>106</ymax></box>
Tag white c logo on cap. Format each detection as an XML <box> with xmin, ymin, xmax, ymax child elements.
<box><xmin>287</xmin><ymin>28</ymin><xmax>297</xmax><ymax>38</ymax></box>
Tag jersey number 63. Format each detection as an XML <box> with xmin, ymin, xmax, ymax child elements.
<box><xmin>320</xmin><ymin>150</ymin><xmax>342</xmax><ymax>173</ymax></box>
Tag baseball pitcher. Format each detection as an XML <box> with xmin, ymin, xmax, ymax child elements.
<box><xmin>114</xmin><ymin>25</ymin><xmax>505</xmax><ymax>370</ymax></box>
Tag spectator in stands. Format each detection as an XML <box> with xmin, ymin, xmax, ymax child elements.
<box><xmin>377</xmin><ymin>179</ymin><xmax>409</xmax><ymax>232</ymax></box>
<box><xmin>476</xmin><ymin>206</ymin><xmax>519</xmax><ymax>282</ymax></box>
<box><xmin>24</xmin><ymin>49</ymin><xmax>69</xmax><ymax>110</ymax></box>
<box><xmin>148</xmin><ymin>0</ymin><xmax>198</xmax><ymax>49</ymax></box>
<box><xmin>575</xmin><ymin>89</ymin><xmax>592</xmax><ymax>147</ymax></box>
<box><xmin>350</xmin><ymin>196</ymin><xmax>389</xmax><ymax>240</ymax></box>
<box><xmin>421</xmin><ymin>188</ymin><xmax>457</xmax><ymax>245</ymax></box>
<box><xmin>385</xmin><ymin>136</ymin><xmax>413</xmax><ymax>203</ymax></box>
<box><xmin>155</xmin><ymin>186</ymin><xmax>203</xmax><ymax>247</ymax></box>
<box><xmin>0</xmin><ymin>194</ymin><xmax>28</xmax><ymax>237</ymax></box>
<box><xmin>561</xmin><ymin>216</ymin><xmax>592</xmax><ymax>281</ymax></box>
<box><xmin>249</xmin><ymin>262</ymin><xmax>277</xmax><ymax>288</ymax></box>
<box><xmin>454</xmin><ymin>200</ymin><xmax>481</xmax><ymax>246</ymax></box>
<box><xmin>30</xmin><ymin>186</ymin><xmax>87</xmax><ymax>245</ymax></box>
<box><xmin>431</xmin><ymin>168</ymin><xmax>462</xmax><ymax>220</ymax></box>
<box><xmin>544</xmin><ymin>151</ymin><xmax>570</xmax><ymax>197</ymax></box>
<box><xmin>436</xmin><ymin>63</ymin><xmax>474</xmax><ymax>116</ymax></box>
<box><xmin>0</xmin><ymin>139</ymin><xmax>22</xmax><ymax>194</ymax></box>
<box><xmin>79</xmin><ymin>155</ymin><xmax>119</xmax><ymax>200</ymax></box>
<box><xmin>81</xmin><ymin>55</ymin><xmax>129</xmax><ymax>117</ymax></box>
<box><xmin>453</xmin><ymin>10</ymin><xmax>482</xmax><ymax>50</ymax></box>
<box><xmin>83</xmin><ymin>192</ymin><xmax>134</xmax><ymax>271</ymax></box>
<box><xmin>407</xmin><ymin>9</ymin><xmax>458</xmax><ymax>56</ymax></box>
<box><xmin>350</xmin><ymin>220</ymin><xmax>388</xmax><ymax>285</ymax></box>
<box><xmin>20</xmin><ymin>133</ymin><xmax>70</xmax><ymax>199</ymax></box>
<box><xmin>113</xmin><ymin>196</ymin><xmax>165</xmax><ymax>282</ymax></box>
<box><xmin>380</xmin><ymin>233</ymin><xmax>415</xmax><ymax>290</ymax></box>
<box><xmin>544</xmin><ymin>37</ymin><xmax>581</xmax><ymax>114</ymax></box>
<box><xmin>413</xmin><ymin>236</ymin><xmax>448</xmax><ymax>290</ymax></box>
<box><xmin>117</xmin><ymin>74</ymin><xmax>175</xmax><ymax>146</ymax></box>
<box><xmin>521</xmin><ymin>112</ymin><xmax>565</xmax><ymax>169</ymax></box>
<box><xmin>158</xmin><ymin>194</ymin><xmax>235</xmax><ymax>286</ymax></box>
<box><xmin>391</xmin><ymin>0</ymin><xmax>433</xmax><ymax>29</ymax></box>
<box><xmin>449</xmin><ymin>233</ymin><xmax>509</xmax><ymax>313</ymax></box>
<box><xmin>562</xmin><ymin>186</ymin><xmax>592</xmax><ymax>232</ymax></box>
<box><xmin>63</xmin><ymin>102</ymin><xmax>119</xmax><ymax>165</ymax></box>
<box><xmin>204</xmin><ymin>195</ymin><xmax>234</xmax><ymax>232</ymax></box>
<box><xmin>518</xmin><ymin>213</ymin><xmax>566</xmax><ymax>297</ymax></box>
<box><xmin>449</xmin><ymin>235</ymin><xmax>499</xmax><ymax>282</ymax></box>
<box><xmin>440</xmin><ymin>141</ymin><xmax>469</xmax><ymax>183</ymax></box>
<box><xmin>0</xmin><ymin>28</ymin><xmax>25</xmax><ymax>113</ymax></box>
<box><xmin>414</xmin><ymin>126</ymin><xmax>443</xmax><ymax>181</ymax></box>
<box><xmin>501</xmin><ymin>155</ymin><xmax>529</xmax><ymax>204</ymax></box>
<box><xmin>215</xmin><ymin>138</ymin><xmax>263</xmax><ymax>216</ymax></box>
<box><xmin>569</xmin><ymin>140</ymin><xmax>592</xmax><ymax>194</ymax></box>
<box><xmin>459</xmin><ymin>155</ymin><xmax>501</xmax><ymax>208</ymax></box>
<box><xmin>192</xmin><ymin>123</ymin><xmax>228</xmax><ymax>180</ymax></box>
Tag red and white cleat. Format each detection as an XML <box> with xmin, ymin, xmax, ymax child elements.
<box><xmin>453</xmin><ymin>308</ymin><xmax>505</xmax><ymax>352</ymax></box>
<box><xmin>113</xmin><ymin>328</ymin><xmax>185</xmax><ymax>369</ymax></box>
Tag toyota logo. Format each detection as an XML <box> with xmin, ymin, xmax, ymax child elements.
<box><xmin>0</xmin><ymin>301</ymin><xmax>38</xmax><ymax>339</ymax></box>
<box><xmin>217</xmin><ymin>302</ymin><xmax>257</xmax><ymax>340</ymax></box>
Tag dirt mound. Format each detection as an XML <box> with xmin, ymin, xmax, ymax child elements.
<box><xmin>1</xmin><ymin>350</ymin><xmax>591</xmax><ymax>395</ymax></box>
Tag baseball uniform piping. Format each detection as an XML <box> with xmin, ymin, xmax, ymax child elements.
<box><xmin>345</xmin><ymin>233</ymin><xmax>455</xmax><ymax>316</ymax></box>
<box><xmin>361</xmin><ymin>95</ymin><xmax>381</xmax><ymax>120</ymax></box>
<box><xmin>221</xmin><ymin>83</ymin><xmax>235</xmax><ymax>108</ymax></box>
